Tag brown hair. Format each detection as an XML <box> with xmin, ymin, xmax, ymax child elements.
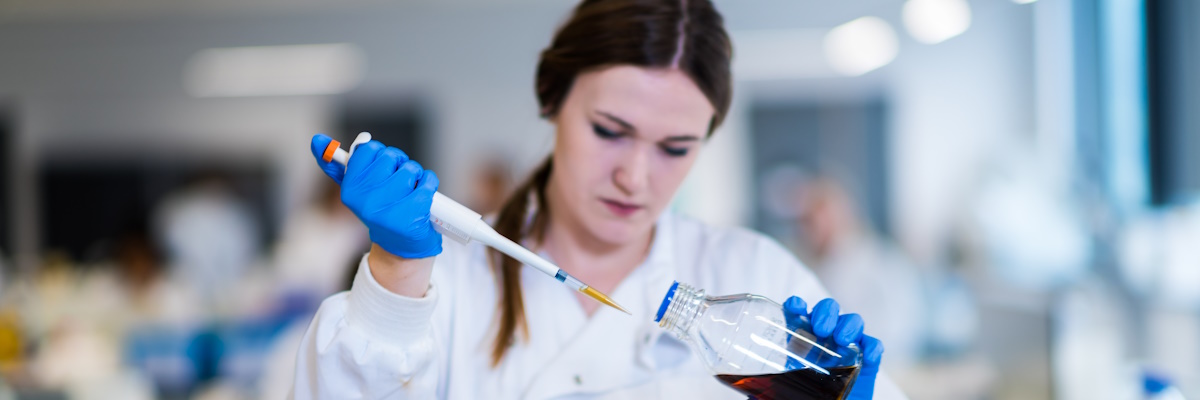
<box><xmin>487</xmin><ymin>0</ymin><xmax>733</xmax><ymax>366</ymax></box>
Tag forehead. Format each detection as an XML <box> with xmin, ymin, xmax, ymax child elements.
<box><xmin>570</xmin><ymin>65</ymin><xmax>715</xmax><ymax>137</ymax></box>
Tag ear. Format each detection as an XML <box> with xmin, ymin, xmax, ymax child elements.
<box><xmin>540</xmin><ymin>105</ymin><xmax>558</xmax><ymax>121</ymax></box>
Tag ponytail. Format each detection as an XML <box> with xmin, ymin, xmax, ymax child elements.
<box><xmin>488</xmin><ymin>156</ymin><xmax>553</xmax><ymax>366</ymax></box>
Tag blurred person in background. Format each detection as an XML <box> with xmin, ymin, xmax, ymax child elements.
<box><xmin>272</xmin><ymin>180</ymin><xmax>369</xmax><ymax>300</ymax></box>
<box><xmin>466</xmin><ymin>157</ymin><xmax>513</xmax><ymax>217</ymax></box>
<box><xmin>135</xmin><ymin>172</ymin><xmax>274</xmax><ymax>398</ymax></box>
<box><xmin>795</xmin><ymin>178</ymin><xmax>926</xmax><ymax>372</ymax></box>
<box><xmin>293</xmin><ymin>0</ymin><xmax>908</xmax><ymax>398</ymax></box>
<box><xmin>794</xmin><ymin>178</ymin><xmax>997</xmax><ymax>400</ymax></box>
<box><xmin>153</xmin><ymin>172</ymin><xmax>262</xmax><ymax>314</ymax></box>
<box><xmin>108</xmin><ymin>221</ymin><xmax>201</xmax><ymax>326</ymax></box>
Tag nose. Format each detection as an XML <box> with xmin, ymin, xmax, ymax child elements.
<box><xmin>613</xmin><ymin>145</ymin><xmax>650</xmax><ymax>196</ymax></box>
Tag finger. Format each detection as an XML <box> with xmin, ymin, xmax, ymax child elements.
<box><xmin>321</xmin><ymin>162</ymin><xmax>346</xmax><ymax>184</ymax></box>
<box><xmin>394</xmin><ymin>159</ymin><xmax>424</xmax><ymax>190</ymax></box>
<box><xmin>310</xmin><ymin>134</ymin><xmax>344</xmax><ymax>183</ymax></box>
<box><xmin>406</xmin><ymin>170</ymin><xmax>440</xmax><ymax>218</ymax></box>
<box><xmin>833</xmin><ymin>313</ymin><xmax>864</xmax><ymax>347</ymax></box>
<box><xmin>366</xmin><ymin>146</ymin><xmax>405</xmax><ymax>186</ymax></box>
<box><xmin>344</xmin><ymin>141</ymin><xmax>388</xmax><ymax>185</ymax></box>
<box><xmin>783</xmin><ymin>296</ymin><xmax>807</xmax><ymax>331</ymax></box>
<box><xmin>380</xmin><ymin>147</ymin><xmax>406</xmax><ymax>171</ymax></box>
<box><xmin>344</xmin><ymin>140</ymin><xmax>384</xmax><ymax>180</ymax></box>
<box><xmin>374</xmin><ymin>146</ymin><xmax>411</xmax><ymax>168</ymax></box>
<box><xmin>860</xmin><ymin>334</ymin><xmax>884</xmax><ymax>368</ymax></box>
<box><xmin>413</xmin><ymin>169</ymin><xmax>440</xmax><ymax>199</ymax></box>
<box><xmin>390</xmin><ymin>146</ymin><xmax>411</xmax><ymax>164</ymax></box>
<box><xmin>811</xmin><ymin>298</ymin><xmax>840</xmax><ymax>338</ymax></box>
<box><xmin>783</xmin><ymin>296</ymin><xmax>808</xmax><ymax>318</ymax></box>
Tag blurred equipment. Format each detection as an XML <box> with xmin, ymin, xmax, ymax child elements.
<box><xmin>749</xmin><ymin>100</ymin><xmax>890</xmax><ymax>243</ymax></box>
<box><xmin>969</xmin><ymin>148</ymin><xmax>1091</xmax><ymax>290</ymax></box>
<box><xmin>0</xmin><ymin>310</ymin><xmax>21</xmax><ymax>373</ymax></box>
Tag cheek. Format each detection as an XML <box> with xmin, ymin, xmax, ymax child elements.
<box><xmin>555</xmin><ymin>126</ymin><xmax>617</xmax><ymax>190</ymax></box>
<box><xmin>649</xmin><ymin>153</ymin><xmax>698</xmax><ymax>201</ymax></box>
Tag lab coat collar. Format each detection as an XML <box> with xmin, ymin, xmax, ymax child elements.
<box><xmin>636</xmin><ymin>211</ymin><xmax>679</xmax><ymax>367</ymax></box>
<box><xmin>643</xmin><ymin>210</ymin><xmax>676</xmax><ymax>269</ymax></box>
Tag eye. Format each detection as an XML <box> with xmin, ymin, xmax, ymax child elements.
<box><xmin>660</xmin><ymin>144</ymin><xmax>690</xmax><ymax>157</ymax></box>
<box><xmin>592</xmin><ymin>123</ymin><xmax>622</xmax><ymax>139</ymax></box>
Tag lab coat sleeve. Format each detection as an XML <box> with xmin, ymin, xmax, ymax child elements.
<box><xmin>290</xmin><ymin>254</ymin><xmax>440</xmax><ymax>399</ymax></box>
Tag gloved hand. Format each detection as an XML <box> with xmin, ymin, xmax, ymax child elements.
<box><xmin>310</xmin><ymin>134</ymin><xmax>442</xmax><ymax>259</ymax></box>
<box><xmin>783</xmin><ymin>297</ymin><xmax>884</xmax><ymax>400</ymax></box>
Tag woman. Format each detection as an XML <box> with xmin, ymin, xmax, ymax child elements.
<box><xmin>294</xmin><ymin>0</ymin><xmax>908</xmax><ymax>398</ymax></box>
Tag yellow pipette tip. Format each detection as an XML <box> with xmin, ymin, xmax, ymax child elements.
<box><xmin>580</xmin><ymin>286</ymin><xmax>631</xmax><ymax>315</ymax></box>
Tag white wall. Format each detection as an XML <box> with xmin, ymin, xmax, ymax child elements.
<box><xmin>887</xmin><ymin>0</ymin><xmax>1036</xmax><ymax>262</ymax></box>
<box><xmin>0</xmin><ymin>4</ymin><xmax>574</xmax><ymax>267</ymax></box>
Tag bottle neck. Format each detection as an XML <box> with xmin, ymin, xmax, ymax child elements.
<box><xmin>658</xmin><ymin>283</ymin><xmax>706</xmax><ymax>336</ymax></box>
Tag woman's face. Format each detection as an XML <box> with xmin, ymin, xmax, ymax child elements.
<box><xmin>548</xmin><ymin>65</ymin><xmax>715</xmax><ymax>246</ymax></box>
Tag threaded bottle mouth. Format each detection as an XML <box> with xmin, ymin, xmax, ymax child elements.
<box><xmin>657</xmin><ymin>281</ymin><xmax>705</xmax><ymax>335</ymax></box>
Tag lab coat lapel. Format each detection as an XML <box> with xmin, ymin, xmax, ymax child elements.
<box><xmin>521</xmin><ymin>214</ymin><xmax>681</xmax><ymax>399</ymax></box>
<box><xmin>520</xmin><ymin>291</ymin><xmax>648</xmax><ymax>399</ymax></box>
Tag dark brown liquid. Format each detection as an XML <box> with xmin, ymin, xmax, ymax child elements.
<box><xmin>717</xmin><ymin>366</ymin><xmax>860</xmax><ymax>400</ymax></box>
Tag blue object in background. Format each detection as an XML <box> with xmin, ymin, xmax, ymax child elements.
<box><xmin>125</xmin><ymin>326</ymin><xmax>201</xmax><ymax>398</ymax></box>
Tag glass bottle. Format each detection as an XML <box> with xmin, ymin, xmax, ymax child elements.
<box><xmin>655</xmin><ymin>281</ymin><xmax>862</xmax><ymax>400</ymax></box>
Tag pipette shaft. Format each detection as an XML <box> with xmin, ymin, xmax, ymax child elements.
<box><xmin>322</xmin><ymin>133</ymin><xmax>630</xmax><ymax>315</ymax></box>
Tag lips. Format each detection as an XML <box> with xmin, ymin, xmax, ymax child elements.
<box><xmin>601</xmin><ymin>199</ymin><xmax>642</xmax><ymax>217</ymax></box>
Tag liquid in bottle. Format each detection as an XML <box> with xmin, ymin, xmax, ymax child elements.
<box><xmin>656</xmin><ymin>282</ymin><xmax>862</xmax><ymax>400</ymax></box>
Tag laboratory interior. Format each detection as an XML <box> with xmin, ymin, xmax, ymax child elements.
<box><xmin>0</xmin><ymin>0</ymin><xmax>1197</xmax><ymax>398</ymax></box>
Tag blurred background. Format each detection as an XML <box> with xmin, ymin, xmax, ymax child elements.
<box><xmin>0</xmin><ymin>0</ymin><xmax>1196</xmax><ymax>399</ymax></box>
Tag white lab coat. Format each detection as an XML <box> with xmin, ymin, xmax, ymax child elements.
<box><xmin>290</xmin><ymin>212</ymin><xmax>909</xmax><ymax>399</ymax></box>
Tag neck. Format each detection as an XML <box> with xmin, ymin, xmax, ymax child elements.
<box><xmin>542</xmin><ymin>218</ymin><xmax>653</xmax><ymax>272</ymax></box>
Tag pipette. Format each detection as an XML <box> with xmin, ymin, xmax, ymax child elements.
<box><xmin>322</xmin><ymin>132</ymin><xmax>630</xmax><ymax>315</ymax></box>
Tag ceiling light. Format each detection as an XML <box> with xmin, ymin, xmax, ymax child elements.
<box><xmin>184</xmin><ymin>43</ymin><xmax>365</xmax><ymax>97</ymax></box>
<box><xmin>823</xmin><ymin>17</ymin><xmax>900</xmax><ymax>76</ymax></box>
<box><xmin>902</xmin><ymin>0</ymin><xmax>972</xmax><ymax>44</ymax></box>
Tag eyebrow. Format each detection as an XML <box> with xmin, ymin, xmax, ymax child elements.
<box><xmin>597</xmin><ymin>111</ymin><xmax>636</xmax><ymax>131</ymax></box>
<box><xmin>595</xmin><ymin>110</ymin><xmax>702</xmax><ymax>142</ymax></box>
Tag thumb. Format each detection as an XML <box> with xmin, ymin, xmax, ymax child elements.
<box><xmin>861</xmin><ymin>334</ymin><xmax>884</xmax><ymax>369</ymax></box>
<box><xmin>310</xmin><ymin>134</ymin><xmax>345</xmax><ymax>184</ymax></box>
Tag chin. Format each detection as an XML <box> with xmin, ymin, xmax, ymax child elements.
<box><xmin>588</xmin><ymin>216</ymin><xmax>653</xmax><ymax>246</ymax></box>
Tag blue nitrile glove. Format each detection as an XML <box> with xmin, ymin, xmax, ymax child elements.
<box><xmin>784</xmin><ymin>297</ymin><xmax>884</xmax><ymax>400</ymax></box>
<box><xmin>310</xmin><ymin>134</ymin><xmax>442</xmax><ymax>259</ymax></box>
